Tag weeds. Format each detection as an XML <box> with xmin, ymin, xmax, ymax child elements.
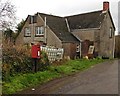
<box><xmin>2</xmin><ymin>58</ymin><xmax>106</xmax><ymax>94</ymax></box>
<box><xmin>2</xmin><ymin>45</ymin><xmax>49</xmax><ymax>81</ymax></box>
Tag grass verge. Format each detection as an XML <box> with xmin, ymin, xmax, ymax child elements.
<box><xmin>3</xmin><ymin>59</ymin><xmax>106</xmax><ymax>94</ymax></box>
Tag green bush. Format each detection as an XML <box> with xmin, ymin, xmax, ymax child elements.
<box><xmin>2</xmin><ymin>46</ymin><xmax>49</xmax><ymax>81</ymax></box>
<box><xmin>2</xmin><ymin>59</ymin><xmax>106</xmax><ymax>94</ymax></box>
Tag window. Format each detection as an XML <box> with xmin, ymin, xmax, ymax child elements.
<box><xmin>29</xmin><ymin>16</ymin><xmax>37</xmax><ymax>24</ymax></box>
<box><xmin>35</xmin><ymin>26</ymin><xmax>44</xmax><ymax>36</ymax></box>
<box><xmin>33</xmin><ymin>16</ymin><xmax>37</xmax><ymax>23</ymax></box>
<box><xmin>24</xmin><ymin>27</ymin><xmax>31</xmax><ymax>37</ymax></box>
<box><xmin>109</xmin><ymin>27</ymin><xmax>112</xmax><ymax>38</ymax></box>
<box><xmin>76</xmin><ymin>45</ymin><xmax>80</xmax><ymax>52</ymax></box>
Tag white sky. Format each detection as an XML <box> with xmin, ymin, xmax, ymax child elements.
<box><xmin>11</xmin><ymin>0</ymin><xmax>119</xmax><ymax>34</ymax></box>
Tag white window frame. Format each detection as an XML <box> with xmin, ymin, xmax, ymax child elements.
<box><xmin>24</xmin><ymin>27</ymin><xmax>31</xmax><ymax>37</ymax></box>
<box><xmin>35</xmin><ymin>26</ymin><xmax>44</xmax><ymax>36</ymax></box>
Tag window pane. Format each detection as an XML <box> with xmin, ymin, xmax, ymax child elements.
<box><xmin>41</xmin><ymin>27</ymin><xmax>44</xmax><ymax>34</ymax></box>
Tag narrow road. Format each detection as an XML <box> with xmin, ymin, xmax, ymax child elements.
<box><xmin>17</xmin><ymin>60</ymin><xmax>119</xmax><ymax>94</ymax></box>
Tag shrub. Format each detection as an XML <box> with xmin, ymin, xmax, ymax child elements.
<box><xmin>2</xmin><ymin>59</ymin><xmax>106</xmax><ymax>94</ymax></box>
<box><xmin>2</xmin><ymin>45</ymin><xmax>49</xmax><ymax>81</ymax></box>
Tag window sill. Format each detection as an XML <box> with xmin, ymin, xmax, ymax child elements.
<box><xmin>35</xmin><ymin>35</ymin><xmax>44</xmax><ymax>37</ymax></box>
<box><xmin>109</xmin><ymin>37</ymin><xmax>112</xmax><ymax>38</ymax></box>
<box><xmin>24</xmin><ymin>36</ymin><xmax>31</xmax><ymax>37</ymax></box>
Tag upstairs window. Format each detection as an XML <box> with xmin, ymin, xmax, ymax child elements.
<box><xmin>24</xmin><ymin>27</ymin><xmax>31</xmax><ymax>37</ymax></box>
<box><xmin>109</xmin><ymin>27</ymin><xmax>113</xmax><ymax>38</ymax></box>
<box><xmin>29</xmin><ymin>16</ymin><xmax>37</xmax><ymax>24</ymax></box>
<box><xmin>35</xmin><ymin>26</ymin><xmax>44</xmax><ymax>36</ymax></box>
<box><xmin>33</xmin><ymin>16</ymin><xmax>37</xmax><ymax>23</ymax></box>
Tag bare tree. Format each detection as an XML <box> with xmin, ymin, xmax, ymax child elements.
<box><xmin>0</xmin><ymin>0</ymin><xmax>16</xmax><ymax>30</ymax></box>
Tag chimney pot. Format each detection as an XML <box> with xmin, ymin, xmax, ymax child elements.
<box><xmin>103</xmin><ymin>1</ymin><xmax>109</xmax><ymax>11</ymax></box>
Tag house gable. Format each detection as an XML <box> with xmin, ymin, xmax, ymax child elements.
<box><xmin>16</xmin><ymin>15</ymin><xmax>31</xmax><ymax>45</ymax></box>
<box><xmin>97</xmin><ymin>10</ymin><xmax>115</xmax><ymax>58</ymax></box>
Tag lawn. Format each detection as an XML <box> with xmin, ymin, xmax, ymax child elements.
<box><xmin>2</xmin><ymin>58</ymin><xmax>106</xmax><ymax>94</ymax></box>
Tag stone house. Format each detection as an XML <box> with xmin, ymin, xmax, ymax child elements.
<box><xmin>66</xmin><ymin>2</ymin><xmax>115</xmax><ymax>58</ymax></box>
<box><xmin>16</xmin><ymin>13</ymin><xmax>80</xmax><ymax>59</ymax></box>
<box><xmin>16</xmin><ymin>1</ymin><xmax>115</xmax><ymax>59</ymax></box>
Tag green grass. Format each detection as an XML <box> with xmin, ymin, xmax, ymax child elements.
<box><xmin>3</xmin><ymin>71</ymin><xmax>60</xmax><ymax>94</ymax></box>
<box><xmin>3</xmin><ymin>58</ymin><xmax>106</xmax><ymax>94</ymax></box>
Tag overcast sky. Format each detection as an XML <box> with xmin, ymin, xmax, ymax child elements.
<box><xmin>11</xmin><ymin>0</ymin><xmax>119</xmax><ymax>35</ymax></box>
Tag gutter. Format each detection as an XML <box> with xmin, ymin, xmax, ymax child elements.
<box><xmin>72</xmin><ymin>28</ymin><xmax>100</xmax><ymax>32</ymax></box>
<box><xmin>44</xmin><ymin>17</ymin><xmax>47</xmax><ymax>43</ymax></box>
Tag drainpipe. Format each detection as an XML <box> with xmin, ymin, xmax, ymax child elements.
<box><xmin>73</xmin><ymin>34</ymin><xmax>82</xmax><ymax>58</ymax></box>
<box><xmin>30</xmin><ymin>16</ymin><xmax>34</xmax><ymax>42</ymax></box>
<box><xmin>44</xmin><ymin>17</ymin><xmax>47</xmax><ymax>44</ymax></box>
<box><xmin>113</xmin><ymin>33</ymin><xmax>115</xmax><ymax>58</ymax></box>
<box><xmin>65</xmin><ymin>18</ymin><xmax>70</xmax><ymax>32</ymax></box>
<box><xmin>80</xmin><ymin>41</ymin><xmax>82</xmax><ymax>58</ymax></box>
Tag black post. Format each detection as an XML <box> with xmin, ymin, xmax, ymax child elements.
<box><xmin>33</xmin><ymin>58</ymin><xmax>37</xmax><ymax>72</ymax></box>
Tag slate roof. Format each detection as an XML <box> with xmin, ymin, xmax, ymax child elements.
<box><xmin>65</xmin><ymin>10</ymin><xmax>106</xmax><ymax>30</ymax></box>
<box><xmin>36</xmin><ymin>10</ymin><xmax>114</xmax><ymax>42</ymax></box>
<box><xmin>38</xmin><ymin>13</ymin><xmax>79</xmax><ymax>43</ymax></box>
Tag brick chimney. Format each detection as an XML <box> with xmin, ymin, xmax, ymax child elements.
<box><xmin>103</xmin><ymin>1</ymin><xmax>109</xmax><ymax>11</ymax></box>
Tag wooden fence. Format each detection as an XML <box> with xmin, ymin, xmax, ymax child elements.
<box><xmin>41</xmin><ymin>46</ymin><xmax>64</xmax><ymax>62</ymax></box>
<box><xmin>115</xmin><ymin>35</ymin><xmax>120</xmax><ymax>58</ymax></box>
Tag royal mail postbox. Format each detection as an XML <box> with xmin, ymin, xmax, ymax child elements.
<box><xmin>31</xmin><ymin>45</ymin><xmax>40</xmax><ymax>58</ymax></box>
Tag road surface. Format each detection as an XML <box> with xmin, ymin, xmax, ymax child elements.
<box><xmin>17</xmin><ymin>59</ymin><xmax>119</xmax><ymax>94</ymax></box>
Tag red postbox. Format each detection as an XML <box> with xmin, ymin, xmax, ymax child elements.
<box><xmin>31</xmin><ymin>43</ymin><xmax>41</xmax><ymax>72</ymax></box>
<box><xmin>31</xmin><ymin>44</ymin><xmax>40</xmax><ymax>58</ymax></box>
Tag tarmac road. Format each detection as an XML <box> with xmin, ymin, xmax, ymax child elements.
<box><xmin>17</xmin><ymin>59</ymin><xmax>119</xmax><ymax>94</ymax></box>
